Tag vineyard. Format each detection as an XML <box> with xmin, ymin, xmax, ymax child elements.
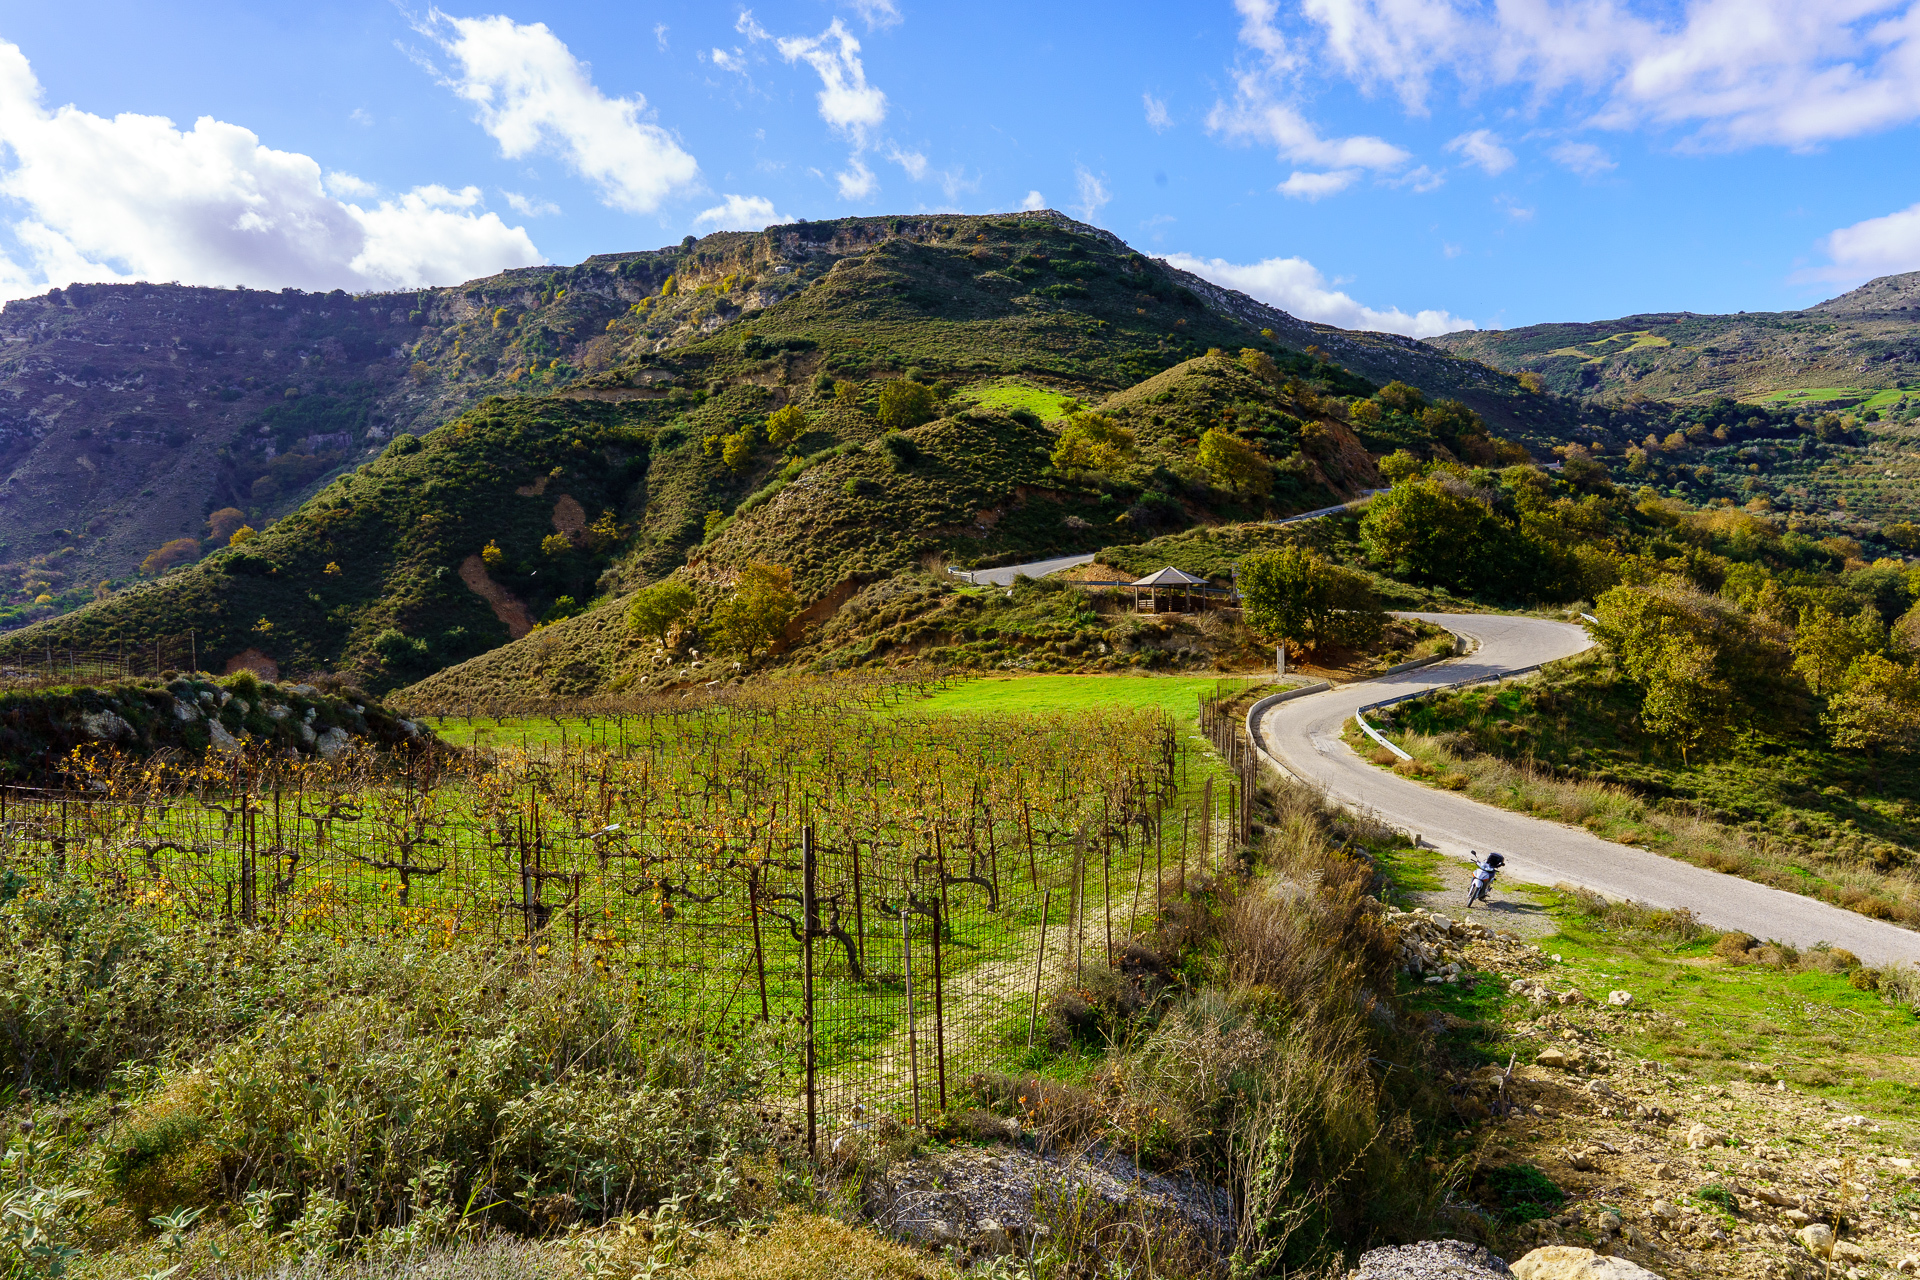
<box><xmin>3</xmin><ymin>679</ymin><xmax>1258</xmax><ymax>1141</ymax></box>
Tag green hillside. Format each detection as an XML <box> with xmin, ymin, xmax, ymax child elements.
<box><xmin>0</xmin><ymin>213</ymin><xmax>1578</xmax><ymax>693</ymax></box>
<box><xmin>1429</xmin><ymin>270</ymin><xmax>1920</xmax><ymax>409</ymax></box>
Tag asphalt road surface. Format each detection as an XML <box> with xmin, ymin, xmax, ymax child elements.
<box><xmin>954</xmin><ymin>553</ymin><xmax>1097</xmax><ymax>587</ymax></box>
<box><xmin>1251</xmin><ymin>611</ymin><xmax>1920</xmax><ymax>968</ymax></box>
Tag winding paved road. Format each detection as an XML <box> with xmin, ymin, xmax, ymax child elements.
<box><xmin>1251</xmin><ymin>612</ymin><xmax>1920</xmax><ymax>967</ymax></box>
<box><xmin>952</xmin><ymin>553</ymin><xmax>1097</xmax><ymax>587</ymax></box>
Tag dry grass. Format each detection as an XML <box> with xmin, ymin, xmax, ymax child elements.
<box><xmin>1384</xmin><ymin>727</ymin><xmax>1920</xmax><ymax>925</ymax></box>
<box><xmin>684</xmin><ymin>1214</ymin><xmax>944</xmax><ymax>1280</ymax></box>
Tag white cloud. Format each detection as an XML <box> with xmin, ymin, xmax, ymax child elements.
<box><xmin>325</xmin><ymin>170</ymin><xmax>378</xmax><ymax>197</ymax></box>
<box><xmin>503</xmin><ymin>190</ymin><xmax>560</xmax><ymax>216</ymax></box>
<box><xmin>1808</xmin><ymin>200</ymin><xmax>1920</xmax><ymax>283</ymax></box>
<box><xmin>1163</xmin><ymin>251</ymin><xmax>1475</xmax><ymax>338</ymax></box>
<box><xmin>777</xmin><ymin>19</ymin><xmax>887</xmax><ymax>146</ymax></box>
<box><xmin>1071</xmin><ymin>167</ymin><xmax>1110</xmax><ymax>222</ymax></box>
<box><xmin>836</xmin><ymin>156</ymin><xmax>878</xmax><ymax>199</ymax></box>
<box><xmin>886</xmin><ymin>143</ymin><xmax>927</xmax><ymax>180</ymax></box>
<box><xmin>1279</xmin><ymin>169</ymin><xmax>1361</xmax><ymax>199</ymax></box>
<box><xmin>1233</xmin><ymin>0</ymin><xmax>1296</xmax><ymax>69</ymax></box>
<box><xmin>845</xmin><ymin>0</ymin><xmax>903</xmax><ymax>29</ymax></box>
<box><xmin>654</xmin><ymin>23</ymin><xmax>669</xmax><ymax>51</ymax></box>
<box><xmin>712</xmin><ymin>47</ymin><xmax>747</xmax><ymax>74</ymax></box>
<box><xmin>0</xmin><ymin>39</ymin><xmax>540</xmax><ymax>301</ymax></box>
<box><xmin>1384</xmin><ymin>163</ymin><xmax>1445</xmax><ymax>191</ymax></box>
<box><xmin>694</xmin><ymin>193</ymin><xmax>789</xmax><ymax>230</ymax></box>
<box><xmin>1289</xmin><ymin>0</ymin><xmax>1920</xmax><ymax>150</ymax></box>
<box><xmin>1020</xmin><ymin>189</ymin><xmax>1045</xmax><ymax>211</ymax></box>
<box><xmin>736</xmin><ymin>11</ymin><xmax>770</xmax><ymax>42</ymax></box>
<box><xmin>1143</xmin><ymin>93</ymin><xmax>1172</xmax><ymax>132</ymax></box>
<box><xmin>1498</xmin><ymin>195</ymin><xmax>1536</xmax><ymax>221</ymax></box>
<box><xmin>1445</xmin><ymin>128</ymin><xmax>1515</xmax><ymax>175</ymax></box>
<box><xmin>421</xmin><ymin>10</ymin><xmax>699</xmax><ymax>214</ymax></box>
<box><xmin>1550</xmin><ymin>140</ymin><xmax>1618</xmax><ymax>176</ymax></box>
<box><xmin>1209</xmin><ymin>71</ymin><xmax>1411</xmax><ymax>176</ymax></box>
<box><xmin>350</xmin><ymin>107</ymin><xmax>374</xmax><ymax>127</ymax></box>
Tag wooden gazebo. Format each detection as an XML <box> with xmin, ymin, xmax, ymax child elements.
<box><xmin>1129</xmin><ymin>566</ymin><xmax>1210</xmax><ymax>613</ymax></box>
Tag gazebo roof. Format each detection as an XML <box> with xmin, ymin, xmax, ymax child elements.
<box><xmin>1130</xmin><ymin>566</ymin><xmax>1210</xmax><ymax>587</ymax></box>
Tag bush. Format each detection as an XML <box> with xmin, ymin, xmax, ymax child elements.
<box><xmin>878</xmin><ymin>433</ymin><xmax>919</xmax><ymax>470</ymax></box>
<box><xmin>876</xmin><ymin>380</ymin><xmax>937</xmax><ymax>431</ymax></box>
<box><xmin>627</xmin><ymin>579</ymin><xmax>696</xmax><ymax>643</ymax></box>
<box><xmin>1481</xmin><ymin>1162</ymin><xmax>1564</xmax><ymax>1223</ymax></box>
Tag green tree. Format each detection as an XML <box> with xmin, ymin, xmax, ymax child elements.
<box><xmin>766</xmin><ymin>404</ymin><xmax>808</xmax><ymax>450</ymax></box>
<box><xmin>1239</xmin><ymin>544</ymin><xmax>1381</xmax><ymax>650</ymax></box>
<box><xmin>877</xmin><ymin>379</ymin><xmax>937</xmax><ymax>430</ymax></box>
<box><xmin>1050</xmin><ymin>412</ymin><xmax>1135</xmax><ymax>473</ymax></box>
<box><xmin>1195</xmin><ymin>429</ymin><xmax>1271</xmax><ymax>496</ymax></box>
<box><xmin>721</xmin><ymin>432</ymin><xmax>755</xmax><ymax>471</ymax></box>
<box><xmin>712</xmin><ymin>562</ymin><xmax>799</xmax><ymax>657</ymax></box>
<box><xmin>1377</xmin><ymin>450</ymin><xmax>1424</xmax><ymax>486</ymax></box>
<box><xmin>1825</xmin><ymin>654</ymin><xmax>1920</xmax><ymax>751</ymax></box>
<box><xmin>1639</xmin><ymin>636</ymin><xmax>1728</xmax><ymax>762</ymax></box>
<box><xmin>626</xmin><ymin>579</ymin><xmax>695</xmax><ymax>645</ymax></box>
<box><xmin>1373</xmin><ymin>381</ymin><xmax>1426</xmax><ymax>415</ymax></box>
<box><xmin>1358</xmin><ymin>477</ymin><xmax>1503</xmax><ymax>589</ymax></box>
<box><xmin>703</xmin><ymin>510</ymin><xmax>726</xmax><ymax>541</ymax></box>
<box><xmin>1792</xmin><ymin>606</ymin><xmax>1868</xmax><ymax>696</ymax></box>
<box><xmin>1238</xmin><ymin>347</ymin><xmax>1280</xmax><ymax>383</ymax></box>
<box><xmin>140</xmin><ymin>538</ymin><xmax>200</xmax><ymax>576</ymax></box>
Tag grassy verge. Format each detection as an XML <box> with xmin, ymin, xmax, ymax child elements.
<box><xmin>1368</xmin><ymin>849</ymin><xmax>1920</xmax><ymax>1276</ymax></box>
<box><xmin>1343</xmin><ymin>667</ymin><xmax>1920</xmax><ymax>927</ymax></box>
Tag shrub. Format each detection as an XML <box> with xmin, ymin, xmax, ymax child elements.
<box><xmin>627</xmin><ymin>579</ymin><xmax>696</xmax><ymax>643</ymax></box>
<box><xmin>876</xmin><ymin>380</ymin><xmax>936</xmax><ymax>431</ymax></box>
<box><xmin>1049</xmin><ymin>411</ymin><xmax>1134</xmax><ymax>473</ymax></box>
<box><xmin>878</xmin><ymin>433</ymin><xmax>920</xmax><ymax>470</ymax></box>
<box><xmin>1195</xmin><ymin>429</ymin><xmax>1271</xmax><ymax>497</ymax></box>
<box><xmin>1482</xmin><ymin>1162</ymin><xmax>1564</xmax><ymax>1223</ymax></box>
<box><xmin>140</xmin><ymin>538</ymin><xmax>200</xmax><ymax>576</ymax></box>
<box><xmin>766</xmin><ymin>404</ymin><xmax>807</xmax><ymax>450</ymax></box>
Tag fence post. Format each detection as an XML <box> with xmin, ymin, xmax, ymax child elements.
<box><xmin>930</xmin><ymin>895</ymin><xmax>946</xmax><ymax>1114</ymax></box>
<box><xmin>1028</xmin><ymin>887</ymin><xmax>1052</xmax><ymax>1049</ymax></box>
<box><xmin>802</xmin><ymin>824</ymin><xmax>817</xmax><ymax>1158</ymax></box>
<box><xmin>902</xmin><ymin>905</ymin><xmax>920</xmax><ymax>1126</ymax></box>
<box><xmin>749</xmin><ymin>865</ymin><xmax>770</xmax><ymax>1021</ymax></box>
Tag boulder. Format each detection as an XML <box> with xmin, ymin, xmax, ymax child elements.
<box><xmin>80</xmin><ymin>710</ymin><xmax>133</xmax><ymax>743</ymax></box>
<box><xmin>172</xmin><ymin>698</ymin><xmax>199</xmax><ymax>722</ymax></box>
<box><xmin>315</xmin><ymin>727</ymin><xmax>352</xmax><ymax>760</ymax></box>
<box><xmin>1606</xmin><ymin>990</ymin><xmax>1634</xmax><ymax>1007</ymax></box>
<box><xmin>1684</xmin><ymin>1123</ymin><xmax>1726</xmax><ymax>1149</ymax></box>
<box><xmin>207</xmin><ymin>719</ymin><xmax>242</xmax><ymax>756</ymax></box>
<box><xmin>1355</xmin><ymin>1239</ymin><xmax>1511</xmax><ymax>1278</ymax></box>
<box><xmin>1510</xmin><ymin>1247</ymin><xmax>1663</xmax><ymax>1279</ymax></box>
<box><xmin>1797</xmin><ymin>1223</ymin><xmax>1834</xmax><ymax>1258</ymax></box>
<box><xmin>1894</xmin><ymin>1254</ymin><xmax>1918</xmax><ymax>1274</ymax></box>
<box><xmin>1536</xmin><ymin>1048</ymin><xmax>1569</xmax><ymax>1069</ymax></box>
<box><xmin>864</xmin><ymin>1144</ymin><xmax>1231</xmax><ymax>1255</ymax></box>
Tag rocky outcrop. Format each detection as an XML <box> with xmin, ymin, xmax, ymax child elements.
<box><xmin>863</xmin><ymin>1143</ymin><xmax>1231</xmax><ymax>1258</ymax></box>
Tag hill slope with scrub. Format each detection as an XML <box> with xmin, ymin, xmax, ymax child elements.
<box><xmin>0</xmin><ymin>210</ymin><xmax>1575</xmax><ymax>626</ymax></box>
<box><xmin>0</xmin><ymin>213</ymin><xmax>1579</xmax><ymax>692</ymax></box>
<box><xmin>1430</xmin><ymin>271</ymin><xmax>1920</xmax><ymax>408</ymax></box>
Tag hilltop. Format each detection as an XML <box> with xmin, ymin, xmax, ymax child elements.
<box><xmin>1430</xmin><ymin>271</ymin><xmax>1920</xmax><ymax>411</ymax></box>
<box><xmin>0</xmin><ymin>212</ymin><xmax>1585</xmax><ymax>691</ymax></box>
<box><xmin>0</xmin><ymin>211</ymin><xmax>1577</xmax><ymax>629</ymax></box>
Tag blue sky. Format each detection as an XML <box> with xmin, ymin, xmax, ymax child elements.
<box><xmin>2</xmin><ymin>0</ymin><xmax>1918</xmax><ymax>336</ymax></box>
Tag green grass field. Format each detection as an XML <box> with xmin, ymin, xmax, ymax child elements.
<box><xmin>953</xmin><ymin>378</ymin><xmax>1081</xmax><ymax>421</ymax></box>
<box><xmin>910</xmin><ymin>673</ymin><xmax>1272</xmax><ymax>723</ymax></box>
<box><xmin>1749</xmin><ymin>385</ymin><xmax>1916</xmax><ymax>409</ymax></box>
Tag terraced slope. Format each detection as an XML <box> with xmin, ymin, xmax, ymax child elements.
<box><xmin>1430</xmin><ymin>271</ymin><xmax>1920</xmax><ymax>407</ymax></box>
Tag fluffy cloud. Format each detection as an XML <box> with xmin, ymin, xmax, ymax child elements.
<box><xmin>1279</xmin><ymin>169</ymin><xmax>1361</xmax><ymax>199</ymax></box>
<box><xmin>1291</xmin><ymin>0</ymin><xmax>1920</xmax><ymax>150</ymax></box>
<box><xmin>1020</xmin><ymin>190</ymin><xmax>1046</xmax><ymax>211</ymax></box>
<box><xmin>1071</xmin><ymin>167</ymin><xmax>1111</xmax><ymax>223</ymax></box>
<box><xmin>1162</xmin><ymin>251</ymin><xmax>1475</xmax><ymax>338</ymax></box>
<box><xmin>777</xmin><ymin>19</ymin><xmax>887</xmax><ymax>146</ymax></box>
<box><xmin>1809</xmin><ymin>201</ymin><xmax>1920</xmax><ymax>283</ymax></box>
<box><xmin>1445</xmin><ymin>128</ymin><xmax>1515</xmax><ymax>175</ymax></box>
<box><xmin>1548</xmin><ymin>140</ymin><xmax>1617</xmax><ymax>176</ymax></box>
<box><xmin>422</xmin><ymin>11</ymin><xmax>699</xmax><ymax>213</ymax></box>
<box><xmin>0</xmin><ymin>40</ymin><xmax>539</xmax><ymax>301</ymax></box>
<box><xmin>503</xmin><ymin>190</ymin><xmax>561</xmax><ymax>216</ymax></box>
<box><xmin>836</xmin><ymin>157</ymin><xmax>878</xmax><ymax>200</ymax></box>
<box><xmin>845</xmin><ymin>0</ymin><xmax>903</xmax><ymax>29</ymax></box>
<box><xmin>1143</xmin><ymin>93</ymin><xmax>1172</xmax><ymax>132</ymax></box>
<box><xmin>694</xmin><ymin>194</ymin><xmax>790</xmax><ymax>230</ymax></box>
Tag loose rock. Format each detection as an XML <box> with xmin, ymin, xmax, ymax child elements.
<box><xmin>1510</xmin><ymin>1246</ymin><xmax>1663</xmax><ymax>1278</ymax></box>
<box><xmin>1355</xmin><ymin>1239</ymin><xmax>1511</xmax><ymax>1278</ymax></box>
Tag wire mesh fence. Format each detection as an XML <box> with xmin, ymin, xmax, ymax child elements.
<box><xmin>0</xmin><ymin>633</ymin><xmax>201</xmax><ymax>689</ymax></box>
<box><xmin>0</xmin><ymin>685</ymin><xmax>1253</xmax><ymax>1143</ymax></box>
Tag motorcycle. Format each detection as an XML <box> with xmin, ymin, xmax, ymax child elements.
<box><xmin>1465</xmin><ymin>852</ymin><xmax>1506</xmax><ymax>908</ymax></box>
